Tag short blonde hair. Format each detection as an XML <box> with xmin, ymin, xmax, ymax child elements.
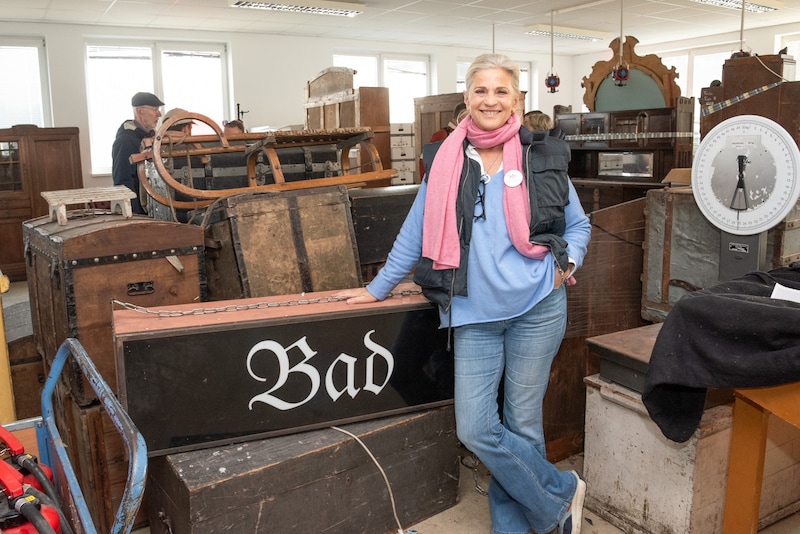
<box><xmin>523</xmin><ymin>110</ymin><xmax>553</xmax><ymax>131</ymax></box>
<box><xmin>465</xmin><ymin>54</ymin><xmax>520</xmax><ymax>97</ymax></box>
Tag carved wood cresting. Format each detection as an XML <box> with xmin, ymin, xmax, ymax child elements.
<box><xmin>581</xmin><ymin>36</ymin><xmax>682</xmax><ymax>112</ymax></box>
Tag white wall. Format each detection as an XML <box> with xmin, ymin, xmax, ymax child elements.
<box><xmin>1</xmin><ymin>19</ymin><xmax>797</xmax><ymax>187</ymax></box>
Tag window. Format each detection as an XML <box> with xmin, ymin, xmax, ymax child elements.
<box><xmin>780</xmin><ymin>34</ymin><xmax>800</xmax><ymax>81</ymax></box>
<box><xmin>0</xmin><ymin>37</ymin><xmax>51</xmax><ymax>128</ymax></box>
<box><xmin>86</xmin><ymin>41</ymin><xmax>229</xmax><ymax>175</ymax></box>
<box><xmin>333</xmin><ymin>54</ymin><xmax>378</xmax><ymax>87</ymax></box>
<box><xmin>383</xmin><ymin>57</ymin><xmax>428</xmax><ymax>123</ymax></box>
<box><xmin>334</xmin><ymin>53</ymin><xmax>429</xmax><ymax>123</ymax></box>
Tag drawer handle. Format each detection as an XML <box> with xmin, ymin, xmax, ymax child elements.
<box><xmin>127</xmin><ymin>281</ymin><xmax>154</xmax><ymax>296</ymax></box>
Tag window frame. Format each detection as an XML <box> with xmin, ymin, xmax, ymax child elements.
<box><xmin>84</xmin><ymin>38</ymin><xmax>230</xmax><ymax>176</ymax></box>
<box><xmin>0</xmin><ymin>36</ymin><xmax>52</xmax><ymax>128</ymax></box>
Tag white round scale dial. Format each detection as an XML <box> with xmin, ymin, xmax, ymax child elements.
<box><xmin>692</xmin><ymin>115</ymin><xmax>800</xmax><ymax>235</ymax></box>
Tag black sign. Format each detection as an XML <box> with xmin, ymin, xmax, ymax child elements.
<box><xmin>117</xmin><ymin>303</ymin><xmax>452</xmax><ymax>456</ymax></box>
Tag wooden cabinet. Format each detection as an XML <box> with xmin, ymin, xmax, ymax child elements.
<box><xmin>556</xmin><ymin>97</ymin><xmax>694</xmax><ymax>213</ymax></box>
<box><xmin>700</xmin><ymin>54</ymin><xmax>799</xmax><ymax>147</ymax></box>
<box><xmin>0</xmin><ymin>125</ymin><xmax>83</xmax><ymax>281</ymax></box>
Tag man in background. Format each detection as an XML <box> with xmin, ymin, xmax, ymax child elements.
<box><xmin>112</xmin><ymin>91</ymin><xmax>164</xmax><ymax>214</ymax></box>
<box><xmin>162</xmin><ymin>108</ymin><xmax>194</xmax><ymax>135</ymax></box>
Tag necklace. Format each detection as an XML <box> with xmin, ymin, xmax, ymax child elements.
<box><xmin>481</xmin><ymin>149</ymin><xmax>503</xmax><ymax>176</ymax></box>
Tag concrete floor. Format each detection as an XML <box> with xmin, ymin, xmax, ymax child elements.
<box><xmin>407</xmin><ymin>452</ymin><xmax>800</xmax><ymax>534</ymax></box>
<box><xmin>129</xmin><ymin>450</ymin><xmax>800</xmax><ymax>534</ymax></box>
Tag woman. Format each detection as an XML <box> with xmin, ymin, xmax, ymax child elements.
<box><xmin>336</xmin><ymin>53</ymin><xmax>591</xmax><ymax>534</ymax></box>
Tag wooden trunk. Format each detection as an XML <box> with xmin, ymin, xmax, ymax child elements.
<box><xmin>202</xmin><ymin>185</ymin><xmax>362</xmax><ymax>301</ymax></box>
<box><xmin>147</xmin><ymin>407</ymin><xmax>459</xmax><ymax>534</ymax></box>
<box><xmin>348</xmin><ymin>185</ymin><xmax>417</xmax><ymax>282</ymax></box>
<box><xmin>0</xmin><ymin>126</ymin><xmax>83</xmax><ymax>282</ymax></box>
<box><xmin>641</xmin><ymin>187</ymin><xmax>800</xmax><ymax>322</ymax></box>
<box><xmin>23</xmin><ymin>211</ymin><xmax>205</xmax><ymax>405</ymax></box>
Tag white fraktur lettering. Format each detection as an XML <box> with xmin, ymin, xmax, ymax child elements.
<box><xmin>363</xmin><ymin>330</ymin><xmax>394</xmax><ymax>394</ymax></box>
<box><xmin>247</xmin><ymin>337</ymin><xmax>319</xmax><ymax>410</ymax></box>
<box><xmin>247</xmin><ymin>330</ymin><xmax>395</xmax><ymax>410</ymax></box>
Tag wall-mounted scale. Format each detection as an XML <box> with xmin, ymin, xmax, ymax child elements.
<box><xmin>692</xmin><ymin>115</ymin><xmax>800</xmax><ymax>281</ymax></box>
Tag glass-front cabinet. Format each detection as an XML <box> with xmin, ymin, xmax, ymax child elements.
<box><xmin>0</xmin><ymin>126</ymin><xmax>83</xmax><ymax>281</ymax></box>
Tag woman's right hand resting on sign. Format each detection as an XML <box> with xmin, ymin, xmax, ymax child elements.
<box><xmin>335</xmin><ymin>287</ymin><xmax>378</xmax><ymax>305</ymax></box>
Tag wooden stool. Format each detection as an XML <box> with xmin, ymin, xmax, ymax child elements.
<box><xmin>41</xmin><ymin>186</ymin><xmax>137</xmax><ymax>225</ymax></box>
<box><xmin>723</xmin><ymin>382</ymin><xmax>800</xmax><ymax>533</ymax></box>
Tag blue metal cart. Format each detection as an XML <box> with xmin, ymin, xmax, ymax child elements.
<box><xmin>40</xmin><ymin>338</ymin><xmax>147</xmax><ymax>534</ymax></box>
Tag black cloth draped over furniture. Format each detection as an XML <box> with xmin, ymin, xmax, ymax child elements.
<box><xmin>642</xmin><ymin>264</ymin><xmax>800</xmax><ymax>443</ymax></box>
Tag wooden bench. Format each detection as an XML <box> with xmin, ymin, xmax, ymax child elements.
<box><xmin>41</xmin><ymin>186</ymin><xmax>137</xmax><ymax>225</ymax></box>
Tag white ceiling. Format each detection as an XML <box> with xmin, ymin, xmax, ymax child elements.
<box><xmin>1</xmin><ymin>0</ymin><xmax>799</xmax><ymax>56</ymax></box>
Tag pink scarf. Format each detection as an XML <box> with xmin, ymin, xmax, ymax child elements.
<box><xmin>422</xmin><ymin>113</ymin><xmax>550</xmax><ymax>270</ymax></box>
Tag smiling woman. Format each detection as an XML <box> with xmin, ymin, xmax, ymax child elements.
<box><xmin>335</xmin><ymin>52</ymin><xmax>592</xmax><ymax>534</ymax></box>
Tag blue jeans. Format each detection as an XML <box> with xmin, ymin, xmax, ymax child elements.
<box><xmin>453</xmin><ymin>287</ymin><xmax>575</xmax><ymax>534</ymax></box>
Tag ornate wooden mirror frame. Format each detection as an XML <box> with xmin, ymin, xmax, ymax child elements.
<box><xmin>581</xmin><ymin>36</ymin><xmax>682</xmax><ymax>112</ymax></box>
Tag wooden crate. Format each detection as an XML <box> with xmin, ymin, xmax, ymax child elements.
<box><xmin>8</xmin><ymin>334</ymin><xmax>44</xmax><ymax>419</ymax></box>
<box><xmin>23</xmin><ymin>211</ymin><xmax>205</xmax><ymax>405</ymax></box>
<box><xmin>641</xmin><ymin>187</ymin><xmax>800</xmax><ymax>322</ymax></box>
<box><xmin>147</xmin><ymin>406</ymin><xmax>459</xmax><ymax>534</ymax></box>
<box><xmin>583</xmin><ymin>373</ymin><xmax>800</xmax><ymax>533</ymax></box>
<box><xmin>202</xmin><ymin>185</ymin><xmax>362</xmax><ymax>301</ymax></box>
<box><xmin>50</xmin><ymin>383</ymin><xmax>148</xmax><ymax>533</ymax></box>
<box><xmin>305</xmin><ymin>68</ymin><xmax>391</xmax><ymax>173</ymax></box>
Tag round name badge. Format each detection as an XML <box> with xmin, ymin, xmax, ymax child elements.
<box><xmin>504</xmin><ymin>169</ymin><xmax>523</xmax><ymax>187</ymax></box>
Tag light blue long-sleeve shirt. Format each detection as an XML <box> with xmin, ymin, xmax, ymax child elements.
<box><xmin>366</xmin><ymin>156</ymin><xmax>591</xmax><ymax>328</ymax></box>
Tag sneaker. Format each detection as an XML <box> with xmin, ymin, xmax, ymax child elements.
<box><xmin>558</xmin><ymin>470</ymin><xmax>586</xmax><ymax>534</ymax></box>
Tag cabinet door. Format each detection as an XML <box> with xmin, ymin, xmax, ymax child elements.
<box><xmin>24</xmin><ymin>129</ymin><xmax>83</xmax><ymax>217</ymax></box>
<box><xmin>0</xmin><ymin>138</ymin><xmax>29</xmax><ymax>280</ymax></box>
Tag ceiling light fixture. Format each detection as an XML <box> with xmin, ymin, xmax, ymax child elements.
<box><xmin>688</xmin><ymin>0</ymin><xmax>780</xmax><ymax>14</ymax></box>
<box><xmin>525</xmin><ymin>24</ymin><xmax>608</xmax><ymax>41</ymax></box>
<box><xmin>230</xmin><ymin>0</ymin><xmax>363</xmax><ymax>17</ymax></box>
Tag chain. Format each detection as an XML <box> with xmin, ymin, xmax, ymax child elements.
<box><xmin>112</xmin><ymin>288</ymin><xmax>422</xmax><ymax>318</ymax></box>
<box><xmin>460</xmin><ymin>452</ymin><xmax>489</xmax><ymax>497</ymax></box>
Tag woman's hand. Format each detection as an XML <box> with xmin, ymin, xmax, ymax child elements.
<box><xmin>334</xmin><ymin>287</ymin><xmax>379</xmax><ymax>305</ymax></box>
<box><xmin>554</xmin><ymin>263</ymin><xmax>576</xmax><ymax>289</ymax></box>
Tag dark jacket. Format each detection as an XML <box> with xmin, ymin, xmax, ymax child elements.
<box><xmin>413</xmin><ymin>127</ymin><xmax>572</xmax><ymax>309</ymax></box>
<box><xmin>111</xmin><ymin>120</ymin><xmax>152</xmax><ymax>214</ymax></box>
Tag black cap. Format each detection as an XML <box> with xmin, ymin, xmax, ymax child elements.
<box><xmin>131</xmin><ymin>92</ymin><xmax>165</xmax><ymax>107</ymax></box>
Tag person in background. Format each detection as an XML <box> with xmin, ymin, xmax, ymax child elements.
<box><xmin>112</xmin><ymin>91</ymin><xmax>164</xmax><ymax>214</ymax></box>
<box><xmin>524</xmin><ymin>110</ymin><xmax>566</xmax><ymax>140</ymax></box>
<box><xmin>223</xmin><ymin>119</ymin><xmax>245</xmax><ymax>135</ymax></box>
<box><xmin>522</xmin><ymin>110</ymin><xmax>553</xmax><ymax>132</ymax></box>
<box><xmin>162</xmin><ymin>108</ymin><xmax>194</xmax><ymax>135</ymax></box>
<box><xmin>420</xmin><ymin>102</ymin><xmax>467</xmax><ymax>177</ymax></box>
<box><xmin>335</xmin><ymin>53</ymin><xmax>591</xmax><ymax>534</ymax></box>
